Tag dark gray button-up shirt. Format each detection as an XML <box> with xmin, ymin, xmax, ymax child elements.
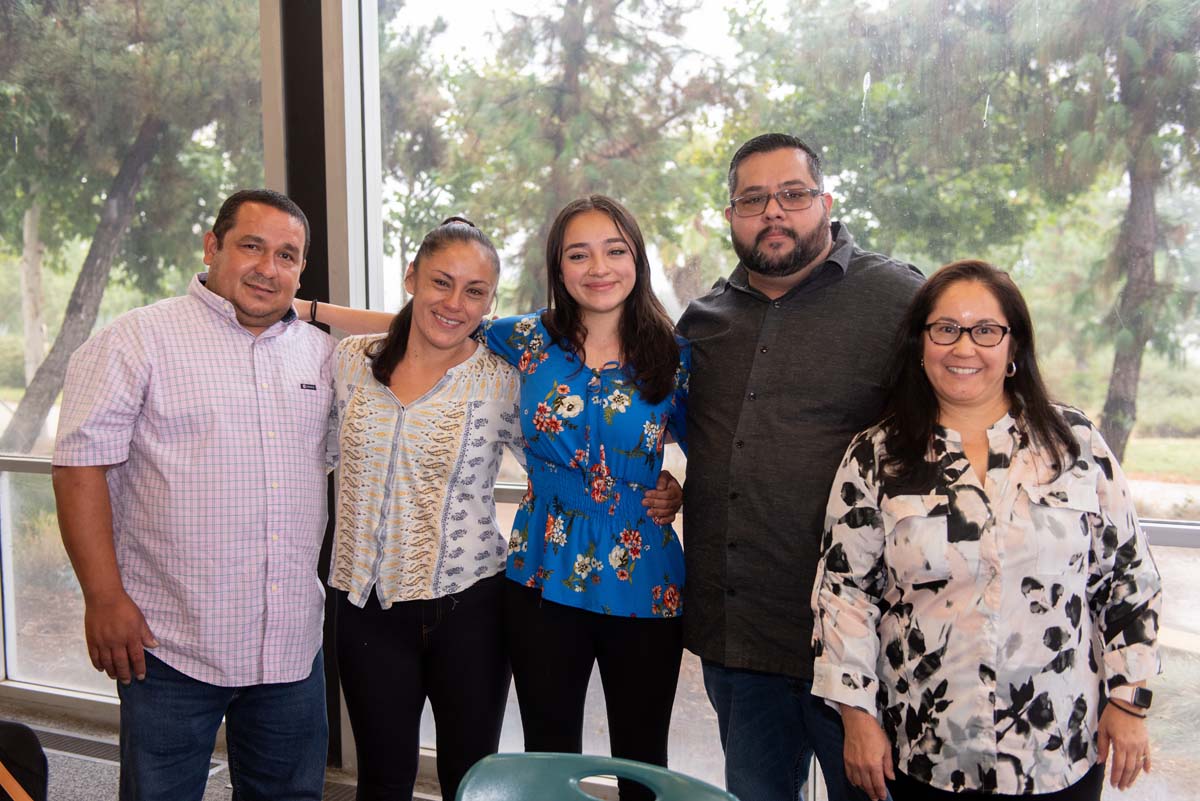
<box><xmin>677</xmin><ymin>222</ymin><xmax>924</xmax><ymax>679</ymax></box>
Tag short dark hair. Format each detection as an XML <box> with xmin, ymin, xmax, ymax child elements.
<box><xmin>367</xmin><ymin>217</ymin><xmax>500</xmax><ymax>385</ymax></box>
<box><xmin>212</xmin><ymin>189</ymin><xmax>311</xmax><ymax>260</ymax></box>
<box><xmin>879</xmin><ymin>259</ymin><xmax>1079</xmax><ymax>488</ymax></box>
<box><xmin>727</xmin><ymin>133</ymin><xmax>823</xmax><ymax>197</ymax></box>
<box><xmin>543</xmin><ymin>195</ymin><xmax>679</xmax><ymax>404</ymax></box>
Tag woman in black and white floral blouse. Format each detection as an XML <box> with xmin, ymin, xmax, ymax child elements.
<box><xmin>811</xmin><ymin>260</ymin><xmax>1161</xmax><ymax>801</ymax></box>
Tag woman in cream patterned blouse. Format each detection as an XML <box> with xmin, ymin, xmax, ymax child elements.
<box><xmin>324</xmin><ymin>219</ymin><xmax>520</xmax><ymax>801</ymax></box>
<box><xmin>811</xmin><ymin>260</ymin><xmax>1162</xmax><ymax>801</ymax></box>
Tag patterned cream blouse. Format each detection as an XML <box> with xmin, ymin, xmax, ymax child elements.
<box><xmin>328</xmin><ymin>335</ymin><xmax>523</xmax><ymax>606</ymax></box>
<box><xmin>812</xmin><ymin>406</ymin><xmax>1162</xmax><ymax>795</ymax></box>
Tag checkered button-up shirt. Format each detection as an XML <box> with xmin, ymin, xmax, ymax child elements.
<box><xmin>54</xmin><ymin>274</ymin><xmax>336</xmax><ymax>686</ymax></box>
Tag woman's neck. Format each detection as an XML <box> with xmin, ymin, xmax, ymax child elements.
<box><xmin>937</xmin><ymin>396</ymin><xmax>1011</xmax><ymax>440</ymax></box>
<box><xmin>581</xmin><ymin>308</ymin><xmax>623</xmax><ymax>368</ymax></box>
<box><xmin>400</xmin><ymin>335</ymin><xmax>477</xmax><ymax>375</ymax></box>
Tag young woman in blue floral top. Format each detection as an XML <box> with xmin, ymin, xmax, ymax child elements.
<box><xmin>481</xmin><ymin>195</ymin><xmax>688</xmax><ymax>800</ymax></box>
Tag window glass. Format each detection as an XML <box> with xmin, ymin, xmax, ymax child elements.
<box><xmin>0</xmin><ymin>0</ymin><xmax>265</xmax><ymax>456</ymax></box>
<box><xmin>375</xmin><ymin>0</ymin><xmax>1197</xmax><ymax>791</ymax></box>
<box><xmin>1</xmin><ymin>471</ymin><xmax>112</xmax><ymax>694</ymax></box>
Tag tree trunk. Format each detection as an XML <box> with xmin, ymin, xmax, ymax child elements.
<box><xmin>1098</xmin><ymin>157</ymin><xmax>1157</xmax><ymax>461</ymax></box>
<box><xmin>0</xmin><ymin>116</ymin><xmax>167</xmax><ymax>453</ymax></box>
<box><xmin>515</xmin><ymin>0</ymin><xmax>588</xmax><ymax>312</ymax></box>
<box><xmin>19</xmin><ymin>197</ymin><xmax>46</xmax><ymax>385</ymax></box>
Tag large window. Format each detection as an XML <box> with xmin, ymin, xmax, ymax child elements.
<box><xmin>0</xmin><ymin>0</ymin><xmax>264</xmax><ymax>691</ymax></box>
<box><xmin>369</xmin><ymin>0</ymin><xmax>1199</xmax><ymax>796</ymax></box>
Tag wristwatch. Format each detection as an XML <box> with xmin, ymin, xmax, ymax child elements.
<box><xmin>1109</xmin><ymin>685</ymin><xmax>1153</xmax><ymax>710</ymax></box>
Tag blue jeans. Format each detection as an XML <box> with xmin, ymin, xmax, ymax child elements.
<box><xmin>702</xmin><ymin>660</ymin><xmax>872</xmax><ymax>801</ymax></box>
<box><xmin>117</xmin><ymin>651</ymin><xmax>328</xmax><ymax>801</ymax></box>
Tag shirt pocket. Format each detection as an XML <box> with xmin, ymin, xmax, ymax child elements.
<box><xmin>881</xmin><ymin>494</ymin><xmax>952</xmax><ymax>584</ymax></box>
<box><xmin>1021</xmin><ymin>481</ymin><xmax>1097</xmax><ymax>575</ymax></box>
<box><xmin>289</xmin><ymin>384</ymin><xmax>336</xmax><ymax>444</ymax></box>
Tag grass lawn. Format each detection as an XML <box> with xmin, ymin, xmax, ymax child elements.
<box><xmin>1124</xmin><ymin>438</ymin><xmax>1200</xmax><ymax>484</ymax></box>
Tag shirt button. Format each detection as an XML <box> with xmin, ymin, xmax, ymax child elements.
<box><xmin>272</xmin><ymin>534</ymin><xmax>280</xmax><ymax>542</ymax></box>
<box><xmin>773</xmin><ymin>301</ymin><xmax>781</xmax><ymax>308</ymax></box>
<box><xmin>760</xmin><ymin>346</ymin><xmax>768</xmax><ymax>354</ymax></box>
<box><xmin>727</xmin><ymin>541</ymin><xmax>737</xmax><ymax>550</ymax></box>
<box><xmin>748</xmin><ymin>392</ymin><xmax>756</xmax><ymax>400</ymax></box>
<box><xmin>267</xmin><ymin>431</ymin><xmax>277</xmax><ymax>439</ymax></box>
<box><xmin>271</xmin><ymin>583</ymin><xmax>279</xmax><ymax>592</ymax></box>
<box><xmin>735</xmin><ymin>440</ymin><xmax>744</xmax><ymax>449</ymax></box>
<box><xmin>729</xmin><ymin>491</ymin><xmax>739</xmax><ymax>500</ymax></box>
<box><xmin>727</xmin><ymin>587</ymin><xmax>737</xmax><ymax>597</ymax></box>
<box><xmin>260</xmin><ymin>382</ymin><xmax>269</xmax><ymax>389</ymax></box>
<box><xmin>270</xmin><ymin>481</ymin><xmax>279</xmax><ymax>489</ymax></box>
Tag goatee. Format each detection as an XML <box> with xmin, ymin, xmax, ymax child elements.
<box><xmin>733</xmin><ymin>214</ymin><xmax>831</xmax><ymax>277</ymax></box>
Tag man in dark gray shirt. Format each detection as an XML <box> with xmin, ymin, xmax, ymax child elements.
<box><xmin>677</xmin><ymin>133</ymin><xmax>924</xmax><ymax>801</ymax></box>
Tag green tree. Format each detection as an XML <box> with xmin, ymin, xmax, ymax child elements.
<box><xmin>0</xmin><ymin>0</ymin><xmax>263</xmax><ymax>452</ymax></box>
<box><xmin>1022</xmin><ymin>0</ymin><xmax>1200</xmax><ymax>458</ymax></box>
<box><xmin>439</xmin><ymin>0</ymin><xmax>728</xmax><ymax>311</ymax></box>
<box><xmin>728</xmin><ymin>0</ymin><xmax>1200</xmax><ymax>458</ymax></box>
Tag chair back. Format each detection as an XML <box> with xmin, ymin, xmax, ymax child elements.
<box><xmin>0</xmin><ymin>721</ymin><xmax>48</xmax><ymax>801</ymax></box>
<box><xmin>456</xmin><ymin>752</ymin><xmax>738</xmax><ymax>801</ymax></box>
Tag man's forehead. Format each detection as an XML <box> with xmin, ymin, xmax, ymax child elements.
<box><xmin>734</xmin><ymin>148</ymin><xmax>816</xmax><ymax>190</ymax></box>
<box><xmin>230</xmin><ymin>202</ymin><xmax>305</xmax><ymax>237</ymax></box>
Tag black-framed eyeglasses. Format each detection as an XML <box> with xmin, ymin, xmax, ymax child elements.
<box><xmin>729</xmin><ymin>188</ymin><xmax>824</xmax><ymax>217</ymax></box>
<box><xmin>924</xmin><ymin>322</ymin><xmax>1011</xmax><ymax>347</ymax></box>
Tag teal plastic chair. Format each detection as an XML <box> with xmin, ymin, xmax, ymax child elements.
<box><xmin>456</xmin><ymin>753</ymin><xmax>739</xmax><ymax>801</ymax></box>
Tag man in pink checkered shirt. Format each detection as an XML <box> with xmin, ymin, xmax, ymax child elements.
<box><xmin>52</xmin><ymin>189</ymin><xmax>335</xmax><ymax>801</ymax></box>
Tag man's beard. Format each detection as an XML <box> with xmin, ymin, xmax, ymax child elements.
<box><xmin>733</xmin><ymin>213</ymin><xmax>831</xmax><ymax>277</ymax></box>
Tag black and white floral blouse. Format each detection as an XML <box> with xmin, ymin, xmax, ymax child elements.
<box><xmin>811</xmin><ymin>406</ymin><xmax>1162</xmax><ymax>795</ymax></box>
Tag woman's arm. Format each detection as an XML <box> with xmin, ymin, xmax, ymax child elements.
<box><xmin>293</xmin><ymin>299</ymin><xmax>393</xmax><ymax>334</ymax></box>
<box><xmin>811</xmin><ymin>432</ymin><xmax>892</xmax><ymax>800</ymax></box>
<box><xmin>1081</xmin><ymin>418</ymin><xmax>1161</xmax><ymax>791</ymax></box>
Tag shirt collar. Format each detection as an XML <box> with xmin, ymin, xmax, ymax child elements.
<box><xmin>189</xmin><ymin>273</ymin><xmax>298</xmax><ymax>336</ymax></box>
<box><xmin>727</xmin><ymin>221</ymin><xmax>854</xmax><ymax>299</ymax></box>
<box><xmin>935</xmin><ymin>410</ymin><xmax>1020</xmax><ymax>445</ymax></box>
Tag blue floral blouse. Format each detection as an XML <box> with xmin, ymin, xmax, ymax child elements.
<box><xmin>482</xmin><ymin>312</ymin><xmax>689</xmax><ymax>617</ymax></box>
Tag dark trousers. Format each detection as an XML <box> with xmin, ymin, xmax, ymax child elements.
<box><xmin>504</xmin><ymin>581</ymin><xmax>683</xmax><ymax>801</ymax></box>
<box><xmin>887</xmin><ymin>763</ymin><xmax>1104</xmax><ymax>801</ymax></box>
<box><xmin>336</xmin><ymin>574</ymin><xmax>510</xmax><ymax>801</ymax></box>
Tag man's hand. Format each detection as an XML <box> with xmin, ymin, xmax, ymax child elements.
<box><xmin>84</xmin><ymin>590</ymin><xmax>158</xmax><ymax>684</ymax></box>
<box><xmin>1098</xmin><ymin>701</ymin><xmax>1151</xmax><ymax>791</ymax></box>
<box><xmin>841</xmin><ymin>705</ymin><xmax>894</xmax><ymax>801</ymax></box>
<box><xmin>643</xmin><ymin>470</ymin><xmax>683</xmax><ymax>525</ymax></box>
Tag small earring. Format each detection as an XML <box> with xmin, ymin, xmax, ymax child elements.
<box><xmin>920</xmin><ymin>357</ymin><xmax>925</xmax><ymax>368</ymax></box>
<box><xmin>1006</xmin><ymin>361</ymin><xmax>1017</xmax><ymax>377</ymax></box>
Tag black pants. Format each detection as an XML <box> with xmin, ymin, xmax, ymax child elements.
<box><xmin>887</xmin><ymin>762</ymin><xmax>1105</xmax><ymax>801</ymax></box>
<box><xmin>504</xmin><ymin>581</ymin><xmax>683</xmax><ymax>801</ymax></box>
<box><xmin>336</xmin><ymin>574</ymin><xmax>511</xmax><ymax>801</ymax></box>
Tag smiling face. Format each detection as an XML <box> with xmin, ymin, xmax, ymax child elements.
<box><xmin>558</xmin><ymin>209</ymin><xmax>638</xmax><ymax>323</ymax></box>
<box><xmin>726</xmin><ymin>147</ymin><xmax>833</xmax><ymax>278</ymax></box>
<box><xmin>403</xmin><ymin>240</ymin><xmax>497</xmax><ymax>355</ymax></box>
<box><xmin>923</xmin><ymin>279</ymin><xmax>1014</xmax><ymax>419</ymax></box>
<box><xmin>202</xmin><ymin>201</ymin><xmax>306</xmax><ymax>334</ymax></box>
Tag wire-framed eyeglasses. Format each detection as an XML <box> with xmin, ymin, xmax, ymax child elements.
<box><xmin>729</xmin><ymin>188</ymin><xmax>824</xmax><ymax>217</ymax></box>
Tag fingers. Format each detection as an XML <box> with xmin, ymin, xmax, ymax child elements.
<box><xmin>1110</xmin><ymin>745</ymin><xmax>1151</xmax><ymax>791</ymax></box>
<box><xmin>109</xmin><ymin>645</ymin><xmax>134</xmax><ymax>685</ymax></box>
<box><xmin>845</xmin><ymin>762</ymin><xmax>888</xmax><ymax>801</ymax></box>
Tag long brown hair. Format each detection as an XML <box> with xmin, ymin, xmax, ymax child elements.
<box><xmin>542</xmin><ymin>195</ymin><xmax>679</xmax><ymax>404</ymax></box>
<box><xmin>880</xmin><ymin>259</ymin><xmax>1079</xmax><ymax>488</ymax></box>
<box><xmin>367</xmin><ymin>217</ymin><xmax>499</xmax><ymax>385</ymax></box>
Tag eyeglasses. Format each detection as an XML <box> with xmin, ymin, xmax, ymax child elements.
<box><xmin>924</xmin><ymin>322</ymin><xmax>1011</xmax><ymax>347</ymax></box>
<box><xmin>729</xmin><ymin>188</ymin><xmax>824</xmax><ymax>217</ymax></box>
